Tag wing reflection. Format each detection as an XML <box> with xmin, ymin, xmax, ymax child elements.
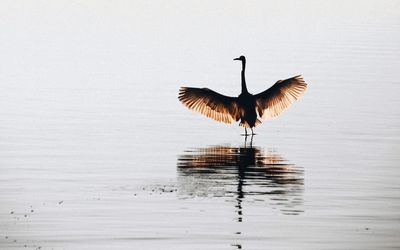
<box><xmin>177</xmin><ymin>145</ymin><xmax>304</xmax><ymax>216</ymax></box>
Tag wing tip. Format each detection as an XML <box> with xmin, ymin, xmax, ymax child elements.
<box><xmin>178</xmin><ymin>86</ymin><xmax>189</xmax><ymax>100</ymax></box>
<box><xmin>292</xmin><ymin>75</ymin><xmax>308</xmax><ymax>93</ymax></box>
<box><xmin>293</xmin><ymin>74</ymin><xmax>305</xmax><ymax>83</ymax></box>
<box><xmin>179</xmin><ymin>86</ymin><xmax>187</xmax><ymax>93</ymax></box>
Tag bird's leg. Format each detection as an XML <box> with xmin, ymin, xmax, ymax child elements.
<box><xmin>244</xmin><ymin>128</ymin><xmax>248</xmax><ymax>136</ymax></box>
<box><xmin>250</xmin><ymin>128</ymin><xmax>255</xmax><ymax>135</ymax></box>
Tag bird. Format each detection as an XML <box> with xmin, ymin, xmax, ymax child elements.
<box><xmin>178</xmin><ymin>56</ymin><xmax>307</xmax><ymax>135</ymax></box>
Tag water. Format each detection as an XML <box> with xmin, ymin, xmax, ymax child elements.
<box><xmin>1</xmin><ymin>1</ymin><xmax>400</xmax><ymax>249</ymax></box>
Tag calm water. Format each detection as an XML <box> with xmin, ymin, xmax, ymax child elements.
<box><xmin>1</xmin><ymin>1</ymin><xmax>400</xmax><ymax>249</ymax></box>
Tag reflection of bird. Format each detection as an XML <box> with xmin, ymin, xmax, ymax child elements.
<box><xmin>177</xmin><ymin>145</ymin><xmax>304</xmax><ymax>216</ymax></box>
<box><xmin>178</xmin><ymin>56</ymin><xmax>307</xmax><ymax>135</ymax></box>
<box><xmin>178</xmin><ymin>146</ymin><xmax>302</xmax><ymax>185</ymax></box>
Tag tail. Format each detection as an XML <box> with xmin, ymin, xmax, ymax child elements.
<box><xmin>239</xmin><ymin>118</ymin><xmax>262</xmax><ymax>128</ymax></box>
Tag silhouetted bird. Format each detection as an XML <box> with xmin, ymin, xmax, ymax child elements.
<box><xmin>178</xmin><ymin>56</ymin><xmax>307</xmax><ymax>135</ymax></box>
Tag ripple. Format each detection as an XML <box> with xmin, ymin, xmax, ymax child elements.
<box><xmin>177</xmin><ymin>144</ymin><xmax>304</xmax><ymax>215</ymax></box>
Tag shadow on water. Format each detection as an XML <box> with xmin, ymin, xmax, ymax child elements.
<box><xmin>177</xmin><ymin>140</ymin><xmax>304</xmax><ymax>217</ymax></box>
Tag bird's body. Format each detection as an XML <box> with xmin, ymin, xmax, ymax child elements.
<box><xmin>237</xmin><ymin>92</ymin><xmax>258</xmax><ymax>128</ymax></box>
<box><xmin>178</xmin><ymin>56</ymin><xmax>307</xmax><ymax>135</ymax></box>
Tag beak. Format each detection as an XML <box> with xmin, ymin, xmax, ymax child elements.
<box><xmin>233</xmin><ymin>57</ymin><xmax>240</xmax><ymax>61</ymax></box>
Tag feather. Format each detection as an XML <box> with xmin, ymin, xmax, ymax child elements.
<box><xmin>178</xmin><ymin>87</ymin><xmax>241</xmax><ymax>124</ymax></box>
<box><xmin>254</xmin><ymin>75</ymin><xmax>307</xmax><ymax>119</ymax></box>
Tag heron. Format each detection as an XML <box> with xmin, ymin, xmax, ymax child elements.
<box><xmin>178</xmin><ymin>56</ymin><xmax>307</xmax><ymax>135</ymax></box>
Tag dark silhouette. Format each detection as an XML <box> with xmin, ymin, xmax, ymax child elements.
<box><xmin>178</xmin><ymin>56</ymin><xmax>308</xmax><ymax>135</ymax></box>
<box><xmin>177</xmin><ymin>144</ymin><xmax>304</xmax><ymax>217</ymax></box>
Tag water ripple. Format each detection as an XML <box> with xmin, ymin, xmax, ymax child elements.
<box><xmin>177</xmin><ymin>144</ymin><xmax>304</xmax><ymax>215</ymax></box>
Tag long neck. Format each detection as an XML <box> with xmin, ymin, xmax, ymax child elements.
<box><xmin>241</xmin><ymin>60</ymin><xmax>248</xmax><ymax>94</ymax></box>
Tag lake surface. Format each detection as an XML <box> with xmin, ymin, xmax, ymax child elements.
<box><xmin>1</xmin><ymin>1</ymin><xmax>399</xmax><ymax>249</ymax></box>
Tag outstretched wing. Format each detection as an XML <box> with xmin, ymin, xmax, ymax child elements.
<box><xmin>254</xmin><ymin>75</ymin><xmax>307</xmax><ymax>119</ymax></box>
<box><xmin>178</xmin><ymin>87</ymin><xmax>240</xmax><ymax>124</ymax></box>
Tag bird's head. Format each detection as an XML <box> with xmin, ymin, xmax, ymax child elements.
<box><xmin>234</xmin><ymin>55</ymin><xmax>246</xmax><ymax>62</ymax></box>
